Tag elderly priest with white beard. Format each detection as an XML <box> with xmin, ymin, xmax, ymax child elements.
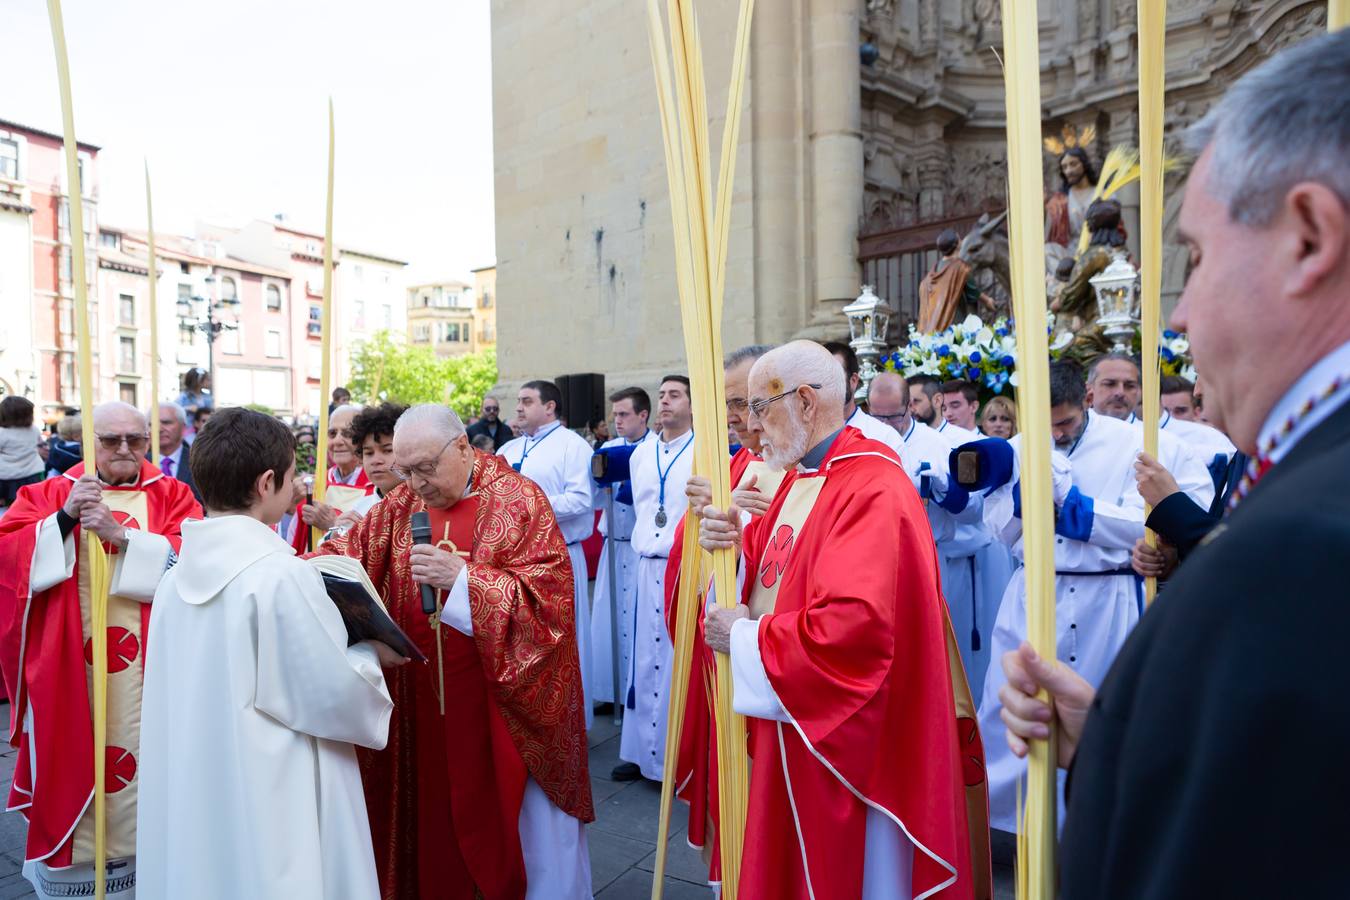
<box><xmin>697</xmin><ymin>341</ymin><xmax>989</xmax><ymax>900</ymax></box>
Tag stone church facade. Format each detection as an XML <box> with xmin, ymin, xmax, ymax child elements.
<box><xmin>489</xmin><ymin>0</ymin><xmax>1328</xmax><ymax>394</ymax></box>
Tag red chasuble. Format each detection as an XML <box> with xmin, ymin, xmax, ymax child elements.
<box><xmin>315</xmin><ymin>451</ymin><xmax>592</xmax><ymax>900</ymax></box>
<box><xmin>737</xmin><ymin>427</ymin><xmax>990</xmax><ymax>900</ymax></box>
<box><xmin>0</xmin><ymin>462</ymin><xmax>201</xmax><ymax>867</ymax></box>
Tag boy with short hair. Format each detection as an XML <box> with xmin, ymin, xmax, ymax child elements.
<box><xmin>137</xmin><ymin>407</ymin><xmax>401</xmax><ymax>900</ymax></box>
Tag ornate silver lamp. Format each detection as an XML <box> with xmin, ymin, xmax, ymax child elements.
<box><xmin>1090</xmin><ymin>251</ymin><xmax>1141</xmax><ymax>353</ymax></box>
<box><xmin>842</xmin><ymin>284</ymin><xmax>891</xmax><ymax>404</ymax></box>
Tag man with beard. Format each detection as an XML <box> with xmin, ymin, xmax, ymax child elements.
<box><xmin>962</xmin><ymin>360</ymin><xmax>1157</xmax><ymax>836</ymax></box>
<box><xmin>697</xmin><ymin>341</ymin><xmax>988</xmax><ymax>900</ymax></box>
<box><xmin>908</xmin><ymin>374</ymin><xmax>945</xmax><ymax>429</ymax></box>
<box><xmin>1044</xmin><ymin>145</ymin><xmax>1099</xmax><ymax>274</ymax></box>
<box><xmin>315</xmin><ymin>404</ymin><xmax>593</xmax><ymax>899</ymax></box>
<box><xmin>467</xmin><ymin>396</ymin><xmax>512</xmax><ymax>451</ymax></box>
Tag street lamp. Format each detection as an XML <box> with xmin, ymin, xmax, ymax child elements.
<box><xmin>177</xmin><ymin>273</ymin><xmax>239</xmax><ymax>392</ymax></box>
<box><xmin>842</xmin><ymin>284</ymin><xmax>891</xmax><ymax>405</ymax></box>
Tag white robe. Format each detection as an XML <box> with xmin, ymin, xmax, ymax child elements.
<box><xmin>978</xmin><ymin>412</ymin><xmax>1158</xmax><ymax>832</ymax></box>
<box><xmin>619</xmin><ymin>429</ymin><xmax>694</xmax><ymax>780</ymax></box>
<box><xmin>589</xmin><ymin>432</ymin><xmax>652</xmax><ymax>705</ymax></box>
<box><xmin>500</xmin><ymin>423</ymin><xmax>597</xmax><ymax>727</ymax></box>
<box><xmin>845</xmin><ymin>406</ymin><xmax>906</xmax><ymax>458</ymax></box>
<box><xmin>136</xmin><ymin>515</ymin><xmax>393</xmax><ymax>900</ymax></box>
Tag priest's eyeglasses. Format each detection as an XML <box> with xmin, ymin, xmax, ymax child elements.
<box><xmin>390</xmin><ymin>436</ymin><xmax>455</xmax><ymax>481</ymax></box>
<box><xmin>747</xmin><ymin>384</ymin><xmax>821</xmax><ymax>419</ymax></box>
<box><xmin>96</xmin><ymin>433</ymin><xmax>150</xmax><ymax>452</ymax></box>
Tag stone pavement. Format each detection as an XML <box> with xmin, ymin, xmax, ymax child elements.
<box><xmin>0</xmin><ymin>702</ymin><xmax>1012</xmax><ymax>899</ymax></box>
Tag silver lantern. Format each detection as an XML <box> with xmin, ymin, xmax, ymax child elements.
<box><xmin>842</xmin><ymin>284</ymin><xmax>891</xmax><ymax>404</ymax></box>
<box><xmin>1090</xmin><ymin>250</ymin><xmax>1141</xmax><ymax>353</ymax></box>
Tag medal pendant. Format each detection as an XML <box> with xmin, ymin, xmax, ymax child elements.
<box><xmin>655</xmin><ymin>507</ymin><xmax>668</xmax><ymax>528</ymax></box>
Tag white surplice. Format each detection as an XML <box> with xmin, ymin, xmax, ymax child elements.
<box><xmin>500</xmin><ymin>422</ymin><xmax>597</xmax><ymax>727</ymax></box>
<box><xmin>589</xmin><ymin>431</ymin><xmax>652</xmax><ymax>705</ymax></box>
<box><xmin>619</xmin><ymin>428</ymin><xmax>694</xmax><ymax>781</ymax></box>
<box><xmin>136</xmin><ymin>515</ymin><xmax>393</xmax><ymax>900</ymax></box>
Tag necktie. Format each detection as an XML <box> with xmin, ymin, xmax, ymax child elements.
<box><xmin>160</xmin><ymin>456</ymin><xmax>174</xmax><ymax>477</ymax></box>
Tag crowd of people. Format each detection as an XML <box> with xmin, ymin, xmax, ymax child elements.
<box><xmin>0</xmin><ymin>28</ymin><xmax>1343</xmax><ymax>900</ymax></box>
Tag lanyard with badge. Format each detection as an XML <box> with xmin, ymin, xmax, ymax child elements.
<box><xmin>514</xmin><ymin>423</ymin><xmax>560</xmax><ymax>472</ymax></box>
<box><xmin>653</xmin><ymin>431</ymin><xmax>694</xmax><ymax>527</ymax></box>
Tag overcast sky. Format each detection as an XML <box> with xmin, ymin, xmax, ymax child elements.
<box><xmin>3</xmin><ymin>0</ymin><xmax>495</xmax><ymax>282</ymax></box>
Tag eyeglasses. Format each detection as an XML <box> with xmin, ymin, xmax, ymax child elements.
<box><xmin>328</xmin><ymin>427</ymin><xmax>353</xmax><ymax>440</ymax></box>
<box><xmin>873</xmin><ymin>412</ymin><xmax>908</xmax><ymax>425</ymax></box>
<box><xmin>725</xmin><ymin>398</ymin><xmax>748</xmax><ymax>413</ymax></box>
<box><xmin>390</xmin><ymin>436</ymin><xmax>456</xmax><ymax>481</ymax></box>
<box><xmin>96</xmin><ymin>433</ymin><xmax>150</xmax><ymax>452</ymax></box>
<box><xmin>748</xmin><ymin>384</ymin><xmax>821</xmax><ymax>419</ymax></box>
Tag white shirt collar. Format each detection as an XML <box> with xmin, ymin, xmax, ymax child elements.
<box><xmin>1259</xmin><ymin>339</ymin><xmax>1350</xmax><ymax>463</ymax></box>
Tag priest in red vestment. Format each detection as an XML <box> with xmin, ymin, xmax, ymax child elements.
<box><xmin>0</xmin><ymin>402</ymin><xmax>201</xmax><ymax>898</ymax></box>
<box><xmin>314</xmin><ymin>403</ymin><xmax>593</xmax><ymax>900</ymax></box>
<box><xmin>698</xmin><ymin>342</ymin><xmax>990</xmax><ymax>900</ymax></box>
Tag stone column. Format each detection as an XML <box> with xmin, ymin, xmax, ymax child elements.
<box><xmin>796</xmin><ymin>0</ymin><xmax>864</xmax><ymax>340</ymax></box>
<box><xmin>751</xmin><ymin>0</ymin><xmax>807</xmax><ymax>343</ymax></box>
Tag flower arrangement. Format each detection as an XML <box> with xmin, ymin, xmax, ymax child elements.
<box><xmin>1159</xmin><ymin>329</ymin><xmax>1197</xmax><ymax>381</ymax></box>
<box><xmin>882</xmin><ymin>314</ymin><xmax>1021</xmax><ymax>395</ymax></box>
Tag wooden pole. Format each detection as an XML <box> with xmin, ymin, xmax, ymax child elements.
<box><xmin>1138</xmin><ymin>0</ymin><xmax>1166</xmax><ymax>607</ymax></box>
<box><xmin>45</xmin><ymin>3</ymin><xmax>112</xmax><ymax>897</ymax></box>
<box><xmin>312</xmin><ymin>100</ymin><xmax>336</xmax><ymax>550</ymax></box>
<box><xmin>1330</xmin><ymin>0</ymin><xmax>1348</xmax><ymax>31</ymax></box>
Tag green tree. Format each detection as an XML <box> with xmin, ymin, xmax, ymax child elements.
<box><xmin>347</xmin><ymin>331</ymin><xmax>497</xmax><ymax>419</ymax></box>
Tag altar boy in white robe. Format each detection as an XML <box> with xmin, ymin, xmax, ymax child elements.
<box><xmin>137</xmin><ymin>407</ymin><xmax>397</xmax><ymax>900</ymax></box>
<box><xmin>965</xmin><ymin>360</ymin><xmax>1213</xmax><ymax>834</ymax></box>
<box><xmin>500</xmin><ymin>379</ymin><xmax>598</xmax><ymax>727</ymax></box>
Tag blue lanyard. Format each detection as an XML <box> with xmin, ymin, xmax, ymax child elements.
<box><xmin>901</xmin><ymin>420</ymin><xmax>916</xmax><ymax>443</ymax></box>
<box><xmin>515</xmin><ymin>422</ymin><xmax>561</xmax><ymax>471</ymax></box>
<box><xmin>655</xmin><ymin>430</ymin><xmax>694</xmax><ymax>512</ymax></box>
<box><xmin>1067</xmin><ymin>415</ymin><xmax>1090</xmax><ymax>457</ymax></box>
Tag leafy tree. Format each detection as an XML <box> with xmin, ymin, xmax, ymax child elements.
<box><xmin>348</xmin><ymin>331</ymin><xmax>497</xmax><ymax>419</ymax></box>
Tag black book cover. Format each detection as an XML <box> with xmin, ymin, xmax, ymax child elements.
<box><xmin>318</xmin><ymin>572</ymin><xmax>428</xmax><ymax>664</ymax></box>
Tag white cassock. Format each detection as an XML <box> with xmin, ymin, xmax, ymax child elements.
<box><xmin>926</xmin><ymin>423</ymin><xmax>1014</xmax><ymax>700</ymax></box>
<box><xmin>978</xmin><ymin>410</ymin><xmax>1214</xmax><ymax>831</ymax></box>
<box><xmin>590</xmin><ymin>430</ymin><xmax>653</xmax><ymax>705</ymax></box>
<box><xmin>137</xmin><ymin>515</ymin><xmax>393</xmax><ymax>900</ymax></box>
<box><xmin>441</xmin><ymin>569</ymin><xmax>594</xmax><ymax>898</ymax></box>
<box><xmin>619</xmin><ymin>428</ymin><xmax>695</xmax><ymax>780</ymax></box>
<box><xmin>501</xmin><ymin>422</ymin><xmax>597</xmax><ymax>728</ymax></box>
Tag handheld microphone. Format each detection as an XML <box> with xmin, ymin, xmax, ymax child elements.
<box><xmin>410</xmin><ymin>511</ymin><xmax>437</xmax><ymax>614</ymax></box>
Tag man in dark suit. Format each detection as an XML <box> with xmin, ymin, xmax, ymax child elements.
<box><xmin>999</xmin><ymin>30</ymin><xmax>1350</xmax><ymax>898</ymax></box>
<box><xmin>465</xmin><ymin>396</ymin><xmax>511</xmax><ymax>451</ymax></box>
<box><xmin>152</xmin><ymin>401</ymin><xmax>202</xmax><ymax>504</ymax></box>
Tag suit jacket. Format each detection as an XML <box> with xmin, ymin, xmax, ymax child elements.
<box><xmin>466</xmin><ymin>418</ymin><xmax>512</xmax><ymax>451</ymax></box>
<box><xmin>1061</xmin><ymin>403</ymin><xmax>1350</xmax><ymax>898</ymax></box>
<box><xmin>148</xmin><ymin>443</ymin><xmax>202</xmax><ymax>505</ymax></box>
<box><xmin>1145</xmin><ymin>450</ymin><xmax>1248</xmax><ymax>559</ymax></box>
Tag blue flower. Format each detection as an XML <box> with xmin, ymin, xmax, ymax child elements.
<box><xmin>937</xmin><ymin>344</ymin><xmax>951</xmax><ymax>357</ymax></box>
<box><xmin>1161</xmin><ymin>348</ymin><xmax>1175</xmax><ymax>361</ymax></box>
<box><xmin>967</xmin><ymin>367</ymin><xmax>983</xmax><ymax>381</ymax></box>
<box><xmin>996</xmin><ymin>327</ymin><xmax>1009</xmax><ymax>337</ymax></box>
<box><xmin>986</xmin><ymin>371</ymin><xmax>1010</xmax><ymax>393</ymax></box>
<box><xmin>1162</xmin><ymin>329</ymin><xmax>1178</xmax><ymax>340</ymax></box>
<box><xmin>1001</xmin><ymin>355</ymin><xmax>1015</xmax><ymax>368</ymax></box>
<box><xmin>970</xmin><ymin>351</ymin><xmax>982</xmax><ymax>364</ymax></box>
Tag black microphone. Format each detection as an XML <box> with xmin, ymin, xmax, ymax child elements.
<box><xmin>410</xmin><ymin>511</ymin><xmax>437</xmax><ymax>614</ymax></box>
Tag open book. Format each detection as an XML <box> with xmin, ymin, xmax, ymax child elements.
<box><xmin>307</xmin><ymin>555</ymin><xmax>428</xmax><ymax>663</ymax></box>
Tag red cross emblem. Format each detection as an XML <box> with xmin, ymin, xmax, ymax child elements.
<box><xmin>83</xmin><ymin>627</ymin><xmax>141</xmax><ymax>674</ymax></box>
<box><xmin>759</xmin><ymin>524</ymin><xmax>795</xmax><ymax>589</ymax></box>
<box><xmin>105</xmin><ymin>746</ymin><xmax>137</xmax><ymax>793</ymax></box>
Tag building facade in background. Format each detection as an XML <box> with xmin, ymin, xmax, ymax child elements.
<box><xmin>470</xmin><ymin>264</ymin><xmax>497</xmax><ymax>351</ymax></box>
<box><xmin>407</xmin><ymin>279</ymin><xmax>480</xmax><ymax>357</ymax></box>
<box><xmin>489</xmin><ymin>0</ymin><xmax>1329</xmax><ymax>393</ymax></box>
